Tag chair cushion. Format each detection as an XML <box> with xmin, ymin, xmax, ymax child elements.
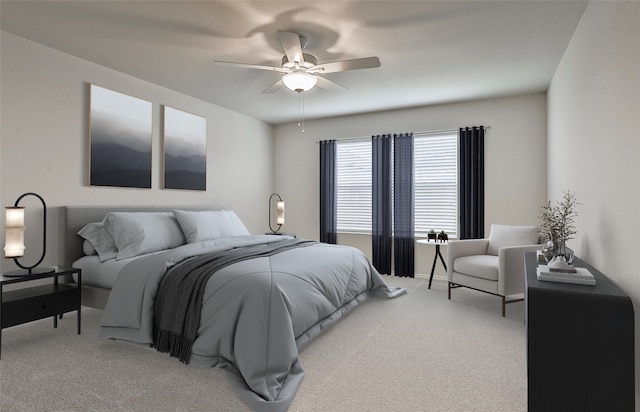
<box><xmin>453</xmin><ymin>255</ymin><xmax>499</xmax><ymax>281</ymax></box>
<box><xmin>487</xmin><ymin>224</ymin><xmax>539</xmax><ymax>256</ymax></box>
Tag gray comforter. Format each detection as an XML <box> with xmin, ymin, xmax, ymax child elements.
<box><xmin>99</xmin><ymin>235</ymin><xmax>405</xmax><ymax>411</ymax></box>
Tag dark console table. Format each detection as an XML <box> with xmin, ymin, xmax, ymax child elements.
<box><xmin>525</xmin><ymin>252</ymin><xmax>635</xmax><ymax>412</ymax></box>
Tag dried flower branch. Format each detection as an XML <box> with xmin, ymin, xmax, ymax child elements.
<box><xmin>538</xmin><ymin>191</ymin><xmax>580</xmax><ymax>244</ymax></box>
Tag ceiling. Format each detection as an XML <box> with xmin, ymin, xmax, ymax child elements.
<box><xmin>0</xmin><ymin>1</ymin><xmax>588</xmax><ymax>125</ymax></box>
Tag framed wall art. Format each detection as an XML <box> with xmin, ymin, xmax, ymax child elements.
<box><xmin>162</xmin><ymin>106</ymin><xmax>207</xmax><ymax>191</ymax></box>
<box><xmin>89</xmin><ymin>84</ymin><xmax>152</xmax><ymax>188</ymax></box>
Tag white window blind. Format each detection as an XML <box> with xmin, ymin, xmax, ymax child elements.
<box><xmin>336</xmin><ymin>140</ymin><xmax>371</xmax><ymax>233</ymax></box>
<box><xmin>335</xmin><ymin>131</ymin><xmax>458</xmax><ymax>237</ymax></box>
<box><xmin>414</xmin><ymin>131</ymin><xmax>458</xmax><ymax>238</ymax></box>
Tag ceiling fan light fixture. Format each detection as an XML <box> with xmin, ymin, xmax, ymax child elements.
<box><xmin>282</xmin><ymin>72</ymin><xmax>318</xmax><ymax>92</ymax></box>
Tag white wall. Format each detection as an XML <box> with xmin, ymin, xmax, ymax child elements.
<box><xmin>0</xmin><ymin>32</ymin><xmax>274</xmax><ymax>272</ymax></box>
<box><xmin>547</xmin><ymin>1</ymin><xmax>640</xmax><ymax>404</ymax></box>
<box><xmin>274</xmin><ymin>93</ymin><xmax>547</xmax><ymax>276</ymax></box>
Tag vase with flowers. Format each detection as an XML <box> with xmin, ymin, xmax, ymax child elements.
<box><xmin>539</xmin><ymin>191</ymin><xmax>580</xmax><ymax>263</ymax></box>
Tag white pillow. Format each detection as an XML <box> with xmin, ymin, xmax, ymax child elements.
<box><xmin>173</xmin><ymin>210</ymin><xmax>250</xmax><ymax>243</ymax></box>
<box><xmin>103</xmin><ymin>212</ymin><xmax>185</xmax><ymax>260</ymax></box>
<box><xmin>77</xmin><ymin>222</ymin><xmax>117</xmax><ymax>261</ymax></box>
<box><xmin>225</xmin><ymin>210</ymin><xmax>251</xmax><ymax>236</ymax></box>
<box><xmin>487</xmin><ymin>224</ymin><xmax>539</xmax><ymax>256</ymax></box>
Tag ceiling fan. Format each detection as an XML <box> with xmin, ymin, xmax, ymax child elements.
<box><xmin>214</xmin><ymin>30</ymin><xmax>381</xmax><ymax>94</ymax></box>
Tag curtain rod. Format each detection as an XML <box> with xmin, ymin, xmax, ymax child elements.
<box><xmin>316</xmin><ymin>125</ymin><xmax>490</xmax><ymax>143</ymax></box>
<box><xmin>415</xmin><ymin>125</ymin><xmax>491</xmax><ymax>135</ymax></box>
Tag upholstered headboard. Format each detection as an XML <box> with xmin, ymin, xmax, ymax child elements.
<box><xmin>62</xmin><ymin>205</ymin><xmax>224</xmax><ymax>267</ymax></box>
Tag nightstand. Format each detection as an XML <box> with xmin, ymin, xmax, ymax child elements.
<box><xmin>265</xmin><ymin>232</ymin><xmax>297</xmax><ymax>238</ymax></box>
<box><xmin>0</xmin><ymin>266</ymin><xmax>81</xmax><ymax>358</ymax></box>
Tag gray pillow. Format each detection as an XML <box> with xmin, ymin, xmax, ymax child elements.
<box><xmin>225</xmin><ymin>211</ymin><xmax>251</xmax><ymax>237</ymax></box>
<box><xmin>173</xmin><ymin>210</ymin><xmax>250</xmax><ymax>243</ymax></box>
<box><xmin>82</xmin><ymin>240</ymin><xmax>97</xmax><ymax>256</ymax></box>
<box><xmin>77</xmin><ymin>222</ymin><xmax>117</xmax><ymax>261</ymax></box>
<box><xmin>103</xmin><ymin>212</ymin><xmax>185</xmax><ymax>260</ymax></box>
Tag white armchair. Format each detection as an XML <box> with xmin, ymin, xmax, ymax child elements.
<box><xmin>447</xmin><ymin>224</ymin><xmax>540</xmax><ymax>316</ymax></box>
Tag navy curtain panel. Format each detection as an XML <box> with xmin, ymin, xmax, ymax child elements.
<box><xmin>319</xmin><ymin>139</ymin><xmax>337</xmax><ymax>244</ymax></box>
<box><xmin>459</xmin><ymin>126</ymin><xmax>485</xmax><ymax>239</ymax></box>
<box><xmin>372</xmin><ymin>135</ymin><xmax>392</xmax><ymax>274</ymax></box>
<box><xmin>393</xmin><ymin>133</ymin><xmax>415</xmax><ymax>277</ymax></box>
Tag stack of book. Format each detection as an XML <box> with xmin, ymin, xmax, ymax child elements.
<box><xmin>536</xmin><ymin>264</ymin><xmax>596</xmax><ymax>285</ymax></box>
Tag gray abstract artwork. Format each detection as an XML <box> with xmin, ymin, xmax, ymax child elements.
<box><xmin>163</xmin><ymin>106</ymin><xmax>206</xmax><ymax>191</ymax></box>
<box><xmin>89</xmin><ymin>84</ymin><xmax>152</xmax><ymax>188</ymax></box>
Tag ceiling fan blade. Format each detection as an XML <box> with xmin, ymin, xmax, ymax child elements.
<box><xmin>309</xmin><ymin>57</ymin><xmax>381</xmax><ymax>74</ymax></box>
<box><xmin>316</xmin><ymin>76</ymin><xmax>349</xmax><ymax>94</ymax></box>
<box><xmin>278</xmin><ymin>30</ymin><xmax>305</xmax><ymax>66</ymax></box>
<box><xmin>262</xmin><ymin>80</ymin><xmax>284</xmax><ymax>94</ymax></box>
<box><xmin>215</xmin><ymin>61</ymin><xmax>289</xmax><ymax>73</ymax></box>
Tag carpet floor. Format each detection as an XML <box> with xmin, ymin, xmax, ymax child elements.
<box><xmin>0</xmin><ymin>276</ymin><xmax>526</xmax><ymax>411</ymax></box>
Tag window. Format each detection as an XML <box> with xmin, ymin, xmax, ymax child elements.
<box><xmin>414</xmin><ymin>131</ymin><xmax>458</xmax><ymax>238</ymax></box>
<box><xmin>336</xmin><ymin>140</ymin><xmax>371</xmax><ymax>233</ymax></box>
<box><xmin>336</xmin><ymin>131</ymin><xmax>458</xmax><ymax>238</ymax></box>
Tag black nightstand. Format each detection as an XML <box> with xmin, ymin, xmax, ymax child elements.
<box><xmin>0</xmin><ymin>266</ymin><xmax>81</xmax><ymax>358</ymax></box>
<box><xmin>264</xmin><ymin>232</ymin><xmax>297</xmax><ymax>238</ymax></box>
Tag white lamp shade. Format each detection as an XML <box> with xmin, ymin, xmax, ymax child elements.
<box><xmin>282</xmin><ymin>72</ymin><xmax>318</xmax><ymax>92</ymax></box>
<box><xmin>4</xmin><ymin>227</ymin><xmax>25</xmax><ymax>257</ymax></box>
<box><xmin>5</xmin><ymin>206</ymin><xmax>26</xmax><ymax>258</ymax></box>
<box><xmin>6</xmin><ymin>206</ymin><xmax>25</xmax><ymax>228</ymax></box>
<box><xmin>276</xmin><ymin>201</ymin><xmax>285</xmax><ymax>225</ymax></box>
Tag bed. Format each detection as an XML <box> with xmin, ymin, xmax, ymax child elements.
<box><xmin>63</xmin><ymin>205</ymin><xmax>405</xmax><ymax>412</ymax></box>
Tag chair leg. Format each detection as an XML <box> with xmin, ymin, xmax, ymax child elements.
<box><xmin>448</xmin><ymin>282</ymin><xmax>514</xmax><ymax>317</ymax></box>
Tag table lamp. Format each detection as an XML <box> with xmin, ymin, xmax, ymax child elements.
<box><xmin>3</xmin><ymin>192</ymin><xmax>53</xmax><ymax>276</ymax></box>
<box><xmin>268</xmin><ymin>193</ymin><xmax>285</xmax><ymax>234</ymax></box>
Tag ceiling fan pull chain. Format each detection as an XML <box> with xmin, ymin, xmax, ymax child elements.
<box><xmin>297</xmin><ymin>91</ymin><xmax>301</xmax><ymax>127</ymax></box>
<box><xmin>301</xmin><ymin>91</ymin><xmax>305</xmax><ymax>133</ymax></box>
<box><xmin>297</xmin><ymin>91</ymin><xmax>305</xmax><ymax>133</ymax></box>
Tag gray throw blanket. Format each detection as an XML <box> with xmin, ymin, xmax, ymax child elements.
<box><xmin>153</xmin><ymin>238</ymin><xmax>317</xmax><ymax>363</ymax></box>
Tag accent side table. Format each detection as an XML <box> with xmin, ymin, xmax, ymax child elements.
<box><xmin>416</xmin><ymin>239</ymin><xmax>448</xmax><ymax>289</ymax></box>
